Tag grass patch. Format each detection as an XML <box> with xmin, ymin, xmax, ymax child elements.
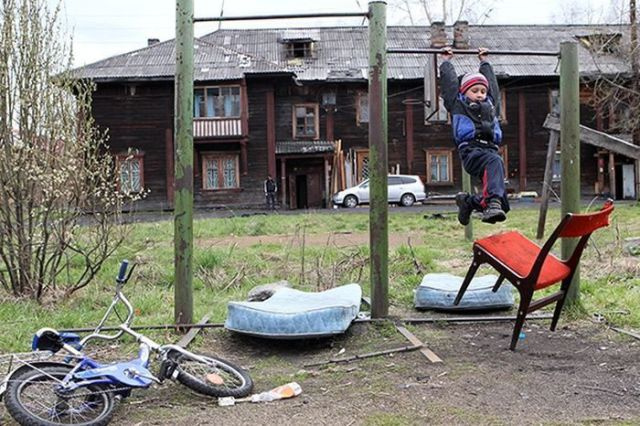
<box><xmin>0</xmin><ymin>203</ymin><xmax>639</xmax><ymax>353</ymax></box>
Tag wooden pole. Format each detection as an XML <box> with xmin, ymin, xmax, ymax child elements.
<box><xmin>368</xmin><ymin>0</ymin><xmax>389</xmax><ymax>318</ymax></box>
<box><xmin>537</xmin><ymin>130</ymin><xmax>559</xmax><ymax>239</ymax></box>
<box><xmin>560</xmin><ymin>41</ymin><xmax>581</xmax><ymax>304</ymax></box>
<box><xmin>518</xmin><ymin>91</ymin><xmax>527</xmax><ymax>191</ymax></box>
<box><xmin>174</xmin><ymin>0</ymin><xmax>194</xmax><ymax>325</ymax></box>
<box><xmin>462</xmin><ymin>168</ymin><xmax>473</xmax><ymax>241</ymax></box>
<box><xmin>609</xmin><ymin>152</ymin><xmax>616</xmax><ymax>199</ymax></box>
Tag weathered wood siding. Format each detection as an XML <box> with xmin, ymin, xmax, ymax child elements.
<box><xmin>92</xmin><ymin>82</ymin><xmax>173</xmax><ymax>210</ymax></box>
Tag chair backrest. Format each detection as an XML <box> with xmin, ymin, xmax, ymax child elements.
<box><xmin>527</xmin><ymin>200</ymin><xmax>614</xmax><ymax>281</ymax></box>
<box><xmin>558</xmin><ymin>200</ymin><xmax>614</xmax><ymax>238</ymax></box>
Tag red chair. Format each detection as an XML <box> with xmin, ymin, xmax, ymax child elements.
<box><xmin>454</xmin><ymin>200</ymin><xmax>614</xmax><ymax>350</ymax></box>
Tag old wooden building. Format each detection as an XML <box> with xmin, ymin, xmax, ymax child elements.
<box><xmin>74</xmin><ymin>23</ymin><xmax>637</xmax><ymax>210</ymax></box>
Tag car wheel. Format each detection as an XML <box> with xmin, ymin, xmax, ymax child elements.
<box><xmin>400</xmin><ymin>193</ymin><xmax>415</xmax><ymax>207</ymax></box>
<box><xmin>343</xmin><ymin>195</ymin><xmax>358</xmax><ymax>208</ymax></box>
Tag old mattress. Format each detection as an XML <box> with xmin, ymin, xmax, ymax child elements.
<box><xmin>414</xmin><ymin>273</ymin><xmax>514</xmax><ymax>311</ymax></box>
<box><xmin>225</xmin><ymin>284</ymin><xmax>362</xmax><ymax>338</ymax></box>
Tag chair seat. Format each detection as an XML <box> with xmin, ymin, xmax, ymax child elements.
<box><xmin>475</xmin><ymin>231</ymin><xmax>571</xmax><ymax>289</ymax></box>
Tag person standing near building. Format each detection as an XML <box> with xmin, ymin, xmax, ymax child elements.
<box><xmin>264</xmin><ymin>175</ymin><xmax>277</xmax><ymax>210</ymax></box>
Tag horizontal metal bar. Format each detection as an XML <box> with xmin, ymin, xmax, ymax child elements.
<box><xmin>387</xmin><ymin>48</ymin><xmax>560</xmax><ymax>57</ymax></box>
<box><xmin>194</xmin><ymin>12</ymin><xmax>369</xmax><ymax>23</ymax></box>
<box><xmin>354</xmin><ymin>313</ymin><xmax>554</xmax><ymax>324</ymax></box>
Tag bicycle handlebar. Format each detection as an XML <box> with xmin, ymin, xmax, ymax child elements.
<box><xmin>117</xmin><ymin>260</ymin><xmax>129</xmax><ymax>283</ymax></box>
<box><xmin>79</xmin><ymin>260</ymin><xmax>137</xmax><ymax>347</ymax></box>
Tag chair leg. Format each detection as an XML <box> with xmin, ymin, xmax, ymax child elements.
<box><xmin>510</xmin><ymin>290</ymin><xmax>533</xmax><ymax>351</ymax></box>
<box><xmin>492</xmin><ymin>274</ymin><xmax>505</xmax><ymax>293</ymax></box>
<box><xmin>550</xmin><ymin>278</ymin><xmax>572</xmax><ymax>331</ymax></box>
<box><xmin>453</xmin><ymin>258</ymin><xmax>481</xmax><ymax>305</ymax></box>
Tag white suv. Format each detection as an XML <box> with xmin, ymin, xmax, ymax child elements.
<box><xmin>332</xmin><ymin>174</ymin><xmax>426</xmax><ymax>208</ymax></box>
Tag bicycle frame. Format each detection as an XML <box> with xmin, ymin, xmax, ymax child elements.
<box><xmin>2</xmin><ymin>266</ymin><xmax>212</xmax><ymax>398</ymax></box>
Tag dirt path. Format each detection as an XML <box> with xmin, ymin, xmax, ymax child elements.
<box><xmin>110</xmin><ymin>320</ymin><xmax>640</xmax><ymax>425</ymax></box>
<box><xmin>197</xmin><ymin>232</ymin><xmax>423</xmax><ymax>250</ymax></box>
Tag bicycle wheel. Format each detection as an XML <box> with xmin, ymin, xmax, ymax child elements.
<box><xmin>170</xmin><ymin>352</ymin><xmax>253</xmax><ymax>398</ymax></box>
<box><xmin>4</xmin><ymin>366</ymin><xmax>116</xmax><ymax>426</ymax></box>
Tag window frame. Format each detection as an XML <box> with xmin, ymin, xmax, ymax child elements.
<box><xmin>425</xmin><ymin>149</ymin><xmax>454</xmax><ymax>185</ymax></box>
<box><xmin>116</xmin><ymin>152</ymin><xmax>144</xmax><ymax>194</ymax></box>
<box><xmin>193</xmin><ymin>85</ymin><xmax>241</xmax><ymax>119</ymax></box>
<box><xmin>292</xmin><ymin>103</ymin><xmax>320</xmax><ymax>139</ymax></box>
<box><xmin>201</xmin><ymin>152</ymin><xmax>241</xmax><ymax>191</ymax></box>
<box><xmin>285</xmin><ymin>41</ymin><xmax>314</xmax><ymax>58</ymax></box>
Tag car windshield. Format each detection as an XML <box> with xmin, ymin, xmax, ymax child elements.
<box><xmin>359</xmin><ymin>180</ymin><xmax>369</xmax><ymax>189</ymax></box>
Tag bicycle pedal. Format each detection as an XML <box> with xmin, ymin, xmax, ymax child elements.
<box><xmin>158</xmin><ymin>359</ymin><xmax>178</xmax><ymax>380</ymax></box>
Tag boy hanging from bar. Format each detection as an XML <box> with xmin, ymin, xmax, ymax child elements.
<box><xmin>439</xmin><ymin>47</ymin><xmax>509</xmax><ymax>224</ymax></box>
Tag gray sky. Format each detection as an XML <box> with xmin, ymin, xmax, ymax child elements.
<box><xmin>50</xmin><ymin>0</ymin><xmax>622</xmax><ymax>66</ymax></box>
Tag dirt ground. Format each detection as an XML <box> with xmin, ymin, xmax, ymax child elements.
<box><xmin>1</xmin><ymin>316</ymin><xmax>639</xmax><ymax>426</ymax></box>
<box><xmin>88</xmin><ymin>315</ymin><xmax>637</xmax><ymax>426</ymax></box>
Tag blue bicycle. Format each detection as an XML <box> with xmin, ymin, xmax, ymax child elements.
<box><xmin>1</xmin><ymin>260</ymin><xmax>253</xmax><ymax>426</ymax></box>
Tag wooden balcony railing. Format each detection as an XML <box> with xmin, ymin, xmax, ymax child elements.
<box><xmin>193</xmin><ymin>118</ymin><xmax>243</xmax><ymax>138</ymax></box>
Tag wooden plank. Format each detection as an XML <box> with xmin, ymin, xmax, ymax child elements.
<box><xmin>537</xmin><ymin>130</ymin><xmax>559</xmax><ymax>239</ymax></box>
<box><xmin>176</xmin><ymin>314</ymin><xmax>211</xmax><ymax>348</ymax></box>
<box><xmin>395</xmin><ymin>325</ymin><xmax>443</xmax><ymax>363</ymax></box>
<box><xmin>543</xmin><ymin>114</ymin><xmax>640</xmax><ymax>160</ymax></box>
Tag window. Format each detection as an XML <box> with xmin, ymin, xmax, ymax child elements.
<box><xmin>357</xmin><ymin>91</ymin><xmax>369</xmax><ymax>124</ymax></box>
<box><xmin>202</xmin><ymin>153</ymin><xmax>240</xmax><ymax>190</ymax></box>
<box><xmin>426</xmin><ymin>149</ymin><xmax>453</xmax><ymax>184</ymax></box>
<box><xmin>293</xmin><ymin>104</ymin><xmax>319</xmax><ymax>139</ymax></box>
<box><xmin>285</xmin><ymin>41</ymin><xmax>313</xmax><ymax>58</ymax></box>
<box><xmin>194</xmin><ymin>86</ymin><xmax>241</xmax><ymax>118</ymax></box>
<box><xmin>388</xmin><ymin>176</ymin><xmax>403</xmax><ymax>185</ymax></box>
<box><xmin>117</xmin><ymin>153</ymin><xmax>144</xmax><ymax>193</ymax></box>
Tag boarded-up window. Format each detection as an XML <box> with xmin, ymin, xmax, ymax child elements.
<box><xmin>117</xmin><ymin>153</ymin><xmax>144</xmax><ymax>193</ymax></box>
<box><xmin>202</xmin><ymin>153</ymin><xmax>239</xmax><ymax>190</ymax></box>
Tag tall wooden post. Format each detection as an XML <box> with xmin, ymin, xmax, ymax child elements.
<box><xmin>174</xmin><ymin>0</ymin><xmax>194</xmax><ymax>325</ymax></box>
<box><xmin>368</xmin><ymin>0</ymin><xmax>389</xmax><ymax>318</ymax></box>
<box><xmin>560</xmin><ymin>41</ymin><xmax>581</xmax><ymax>304</ymax></box>
<box><xmin>462</xmin><ymin>169</ymin><xmax>473</xmax><ymax>241</ymax></box>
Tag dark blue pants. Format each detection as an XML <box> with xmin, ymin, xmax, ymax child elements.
<box><xmin>459</xmin><ymin>146</ymin><xmax>510</xmax><ymax>213</ymax></box>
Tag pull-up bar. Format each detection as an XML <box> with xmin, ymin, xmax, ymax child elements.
<box><xmin>387</xmin><ymin>48</ymin><xmax>560</xmax><ymax>56</ymax></box>
<box><xmin>194</xmin><ymin>12</ymin><xmax>369</xmax><ymax>23</ymax></box>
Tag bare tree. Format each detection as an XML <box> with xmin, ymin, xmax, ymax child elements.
<box><xmin>0</xmin><ymin>0</ymin><xmax>138</xmax><ymax>301</ymax></box>
<box><xmin>389</xmin><ymin>0</ymin><xmax>499</xmax><ymax>25</ymax></box>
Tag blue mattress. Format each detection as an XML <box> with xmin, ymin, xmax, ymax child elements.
<box><xmin>414</xmin><ymin>273</ymin><xmax>514</xmax><ymax>311</ymax></box>
<box><xmin>225</xmin><ymin>284</ymin><xmax>362</xmax><ymax>338</ymax></box>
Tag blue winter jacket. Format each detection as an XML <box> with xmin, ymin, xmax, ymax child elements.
<box><xmin>439</xmin><ymin>60</ymin><xmax>503</xmax><ymax>150</ymax></box>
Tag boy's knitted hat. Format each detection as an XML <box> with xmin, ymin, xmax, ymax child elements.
<box><xmin>460</xmin><ymin>73</ymin><xmax>489</xmax><ymax>94</ymax></box>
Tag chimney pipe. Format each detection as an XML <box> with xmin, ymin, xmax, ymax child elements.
<box><xmin>147</xmin><ymin>38</ymin><xmax>160</xmax><ymax>47</ymax></box>
<box><xmin>453</xmin><ymin>21</ymin><xmax>469</xmax><ymax>49</ymax></box>
<box><xmin>430</xmin><ymin>21</ymin><xmax>447</xmax><ymax>48</ymax></box>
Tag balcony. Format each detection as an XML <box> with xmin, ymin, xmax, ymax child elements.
<box><xmin>193</xmin><ymin>117</ymin><xmax>243</xmax><ymax>139</ymax></box>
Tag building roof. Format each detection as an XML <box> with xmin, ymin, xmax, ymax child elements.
<box><xmin>74</xmin><ymin>25</ymin><xmax>632</xmax><ymax>83</ymax></box>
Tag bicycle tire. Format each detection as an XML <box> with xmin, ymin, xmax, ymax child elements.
<box><xmin>170</xmin><ymin>351</ymin><xmax>253</xmax><ymax>398</ymax></box>
<box><xmin>4</xmin><ymin>366</ymin><xmax>116</xmax><ymax>426</ymax></box>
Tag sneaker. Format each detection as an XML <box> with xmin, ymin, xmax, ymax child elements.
<box><xmin>455</xmin><ymin>192</ymin><xmax>473</xmax><ymax>226</ymax></box>
<box><xmin>482</xmin><ymin>200</ymin><xmax>506</xmax><ymax>224</ymax></box>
